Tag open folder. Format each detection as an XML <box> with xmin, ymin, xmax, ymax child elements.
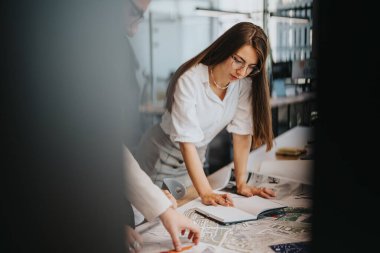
<box><xmin>195</xmin><ymin>195</ymin><xmax>287</xmax><ymax>225</ymax></box>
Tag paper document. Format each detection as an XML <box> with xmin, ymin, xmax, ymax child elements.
<box><xmin>208</xmin><ymin>166</ymin><xmax>232</xmax><ymax>190</ymax></box>
<box><xmin>259</xmin><ymin>160</ymin><xmax>314</xmax><ymax>185</ymax></box>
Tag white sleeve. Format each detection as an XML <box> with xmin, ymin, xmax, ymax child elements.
<box><xmin>122</xmin><ymin>146</ymin><xmax>172</xmax><ymax>221</ymax></box>
<box><xmin>226</xmin><ymin>80</ymin><xmax>254</xmax><ymax>135</ymax></box>
<box><xmin>170</xmin><ymin>74</ymin><xmax>204</xmax><ymax>143</ymax></box>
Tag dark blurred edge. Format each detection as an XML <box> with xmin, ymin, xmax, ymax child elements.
<box><xmin>313</xmin><ymin>1</ymin><xmax>380</xmax><ymax>252</ymax></box>
<box><xmin>1</xmin><ymin>1</ymin><xmax>135</xmax><ymax>252</ymax></box>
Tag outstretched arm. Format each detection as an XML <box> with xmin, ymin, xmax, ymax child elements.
<box><xmin>123</xmin><ymin>146</ymin><xmax>199</xmax><ymax>251</ymax></box>
<box><xmin>233</xmin><ymin>133</ymin><xmax>276</xmax><ymax>198</ymax></box>
<box><xmin>180</xmin><ymin>142</ymin><xmax>233</xmax><ymax>206</ymax></box>
<box><xmin>123</xmin><ymin>146</ymin><xmax>172</xmax><ymax>221</ymax></box>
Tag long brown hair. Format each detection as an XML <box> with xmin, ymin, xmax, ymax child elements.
<box><xmin>165</xmin><ymin>22</ymin><xmax>273</xmax><ymax>151</ymax></box>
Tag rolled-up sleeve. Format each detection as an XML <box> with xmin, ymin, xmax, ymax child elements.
<box><xmin>170</xmin><ymin>74</ymin><xmax>204</xmax><ymax>143</ymax></box>
<box><xmin>123</xmin><ymin>146</ymin><xmax>172</xmax><ymax>221</ymax></box>
<box><xmin>226</xmin><ymin>80</ymin><xmax>253</xmax><ymax>135</ymax></box>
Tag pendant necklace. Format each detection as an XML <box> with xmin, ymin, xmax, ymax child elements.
<box><xmin>210</xmin><ymin>68</ymin><xmax>230</xmax><ymax>90</ymax></box>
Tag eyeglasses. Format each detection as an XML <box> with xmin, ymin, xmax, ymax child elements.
<box><xmin>128</xmin><ymin>0</ymin><xmax>145</xmax><ymax>24</ymax></box>
<box><xmin>231</xmin><ymin>54</ymin><xmax>260</xmax><ymax>76</ymax></box>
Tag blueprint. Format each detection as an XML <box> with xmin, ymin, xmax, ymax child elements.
<box><xmin>139</xmin><ymin>194</ymin><xmax>311</xmax><ymax>253</ymax></box>
<box><xmin>139</xmin><ymin>169</ymin><xmax>313</xmax><ymax>252</ymax></box>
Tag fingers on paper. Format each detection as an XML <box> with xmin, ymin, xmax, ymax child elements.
<box><xmin>223</xmin><ymin>193</ymin><xmax>234</xmax><ymax>206</ymax></box>
<box><xmin>203</xmin><ymin>197</ymin><xmax>217</xmax><ymax>206</ymax></box>
<box><xmin>167</xmin><ymin>227</ymin><xmax>182</xmax><ymax>251</ymax></box>
<box><xmin>264</xmin><ymin>187</ymin><xmax>276</xmax><ymax>197</ymax></box>
<box><xmin>257</xmin><ymin>187</ymin><xmax>276</xmax><ymax>198</ymax></box>
<box><xmin>238</xmin><ymin>188</ymin><xmax>253</xmax><ymax>197</ymax></box>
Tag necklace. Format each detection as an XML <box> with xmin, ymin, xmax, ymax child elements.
<box><xmin>210</xmin><ymin>68</ymin><xmax>230</xmax><ymax>90</ymax></box>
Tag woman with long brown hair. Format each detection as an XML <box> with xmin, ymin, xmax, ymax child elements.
<box><xmin>134</xmin><ymin>22</ymin><xmax>275</xmax><ymax>206</ymax></box>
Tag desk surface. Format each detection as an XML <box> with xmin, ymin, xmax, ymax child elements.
<box><xmin>177</xmin><ymin>126</ymin><xmax>314</xmax><ymax>207</ymax></box>
<box><xmin>138</xmin><ymin>126</ymin><xmax>313</xmax><ymax>252</ymax></box>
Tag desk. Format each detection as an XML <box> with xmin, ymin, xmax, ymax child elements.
<box><xmin>139</xmin><ymin>126</ymin><xmax>313</xmax><ymax>253</ymax></box>
<box><xmin>177</xmin><ymin>126</ymin><xmax>314</xmax><ymax>207</ymax></box>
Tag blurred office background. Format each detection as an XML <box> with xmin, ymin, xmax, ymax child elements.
<box><xmin>3</xmin><ymin>1</ymin><xmax>377</xmax><ymax>252</ymax></box>
<box><xmin>130</xmin><ymin>0</ymin><xmax>316</xmax><ymax>174</ymax></box>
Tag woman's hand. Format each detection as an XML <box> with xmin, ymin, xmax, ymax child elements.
<box><xmin>237</xmin><ymin>184</ymin><xmax>276</xmax><ymax>199</ymax></box>
<box><xmin>163</xmin><ymin>189</ymin><xmax>178</xmax><ymax>209</ymax></box>
<box><xmin>125</xmin><ymin>225</ymin><xmax>143</xmax><ymax>253</ymax></box>
<box><xmin>159</xmin><ymin>207</ymin><xmax>200</xmax><ymax>252</ymax></box>
<box><xmin>200</xmin><ymin>192</ymin><xmax>234</xmax><ymax>206</ymax></box>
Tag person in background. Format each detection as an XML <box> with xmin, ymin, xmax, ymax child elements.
<box><xmin>134</xmin><ymin>22</ymin><xmax>276</xmax><ymax>207</ymax></box>
<box><xmin>1</xmin><ymin>1</ymin><xmax>146</xmax><ymax>253</ymax></box>
<box><xmin>122</xmin><ymin>1</ymin><xmax>200</xmax><ymax>252</ymax></box>
<box><xmin>123</xmin><ymin>0</ymin><xmax>151</xmax><ymax>149</ymax></box>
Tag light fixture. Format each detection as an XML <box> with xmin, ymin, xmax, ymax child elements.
<box><xmin>195</xmin><ymin>7</ymin><xmax>250</xmax><ymax>19</ymax></box>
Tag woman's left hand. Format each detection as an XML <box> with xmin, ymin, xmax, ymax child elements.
<box><xmin>237</xmin><ymin>184</ymin><xmax>276</xmax><ymax>199</ymax></box>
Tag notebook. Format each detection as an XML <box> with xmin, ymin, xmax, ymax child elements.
<box><xmin>195</xmin><ymin>195</ymin><xmax>287</xmax><ymax>225</ymax></box>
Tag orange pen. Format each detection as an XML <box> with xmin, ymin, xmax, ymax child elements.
<box><xmin>160</xmin><ymin>245</ymin><xmax>193</xmax><ymax>253</ymax></box>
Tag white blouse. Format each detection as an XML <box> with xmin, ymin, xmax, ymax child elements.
<box><xmin>160</xmin><ymin>63</ymin><xmax>253</xmax><ymax>148</ymax></box>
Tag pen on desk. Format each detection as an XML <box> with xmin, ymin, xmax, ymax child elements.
<box><xmin>160</xmin><ymin>245</ymin><xmax>193</xmax><ymax>253</ymax></box>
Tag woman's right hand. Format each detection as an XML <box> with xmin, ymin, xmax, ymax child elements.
<box><xmin>159</xmin><ymin>207</ymin><xmax>200</xmax><ymax>252</ymax></box>
<box><xmin>200</xmin><ymin>192</ymin><xmax>234</xmax><ymax>206</ymax></box>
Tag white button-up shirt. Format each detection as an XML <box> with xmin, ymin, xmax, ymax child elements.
<box><xmin>160</xmin><ymin>63</ymin><xmax>253</xmax><ymax>148</ymax></box>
